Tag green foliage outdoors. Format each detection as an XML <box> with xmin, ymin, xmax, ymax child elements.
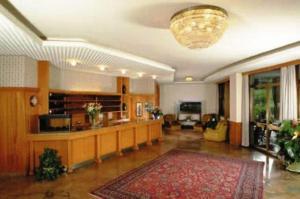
<box><xmin>35</xmin><ymin>148</ymin><xmax>65</xmax><ymax>181</ymax></box>
<box><xmin>277</xmin><ymin>120</ymin><xmax>300</xmax><ymax>165</ymax></box>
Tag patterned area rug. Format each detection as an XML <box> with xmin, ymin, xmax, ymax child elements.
<box><xmin>91</xmin><ymin>149</ymin><xmax>264</xmax><ymax>199</ymax></box>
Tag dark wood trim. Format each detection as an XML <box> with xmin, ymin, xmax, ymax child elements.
<box><xmin>0</xmin><ymin>1</ymin><xmax>47</xmax><ymax>40</ymax></box>
<box><xmin>229</xmin><ymin>121</ymin><xmax>242</xmax><ymax>146</ymax></box>
<box><xmin>216</xmin><ymin>78</ymin><xmax>229</xmax><ymax>85</ymax></box>
<box><xmin>243</xmin><ymin>59</ymin><xmax>300</xmax><ymax>76</ymax></box>
<box><xmin>0</xmin><ymin>87</ymin><xmax>39</xmax><ymax>92</ymax></box>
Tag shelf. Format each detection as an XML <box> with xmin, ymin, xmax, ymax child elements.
<box><xmin>49</xmin><ymin>89</ymin><xmax>121</xmax><ymax>96</ymax></box>
<box><xmin>50</xmin><ymin>100</ymin><xmax>121</xmax><ymax>103</ymax></box>
<box><xmin>49</xmin><ymin>92</ymin><xmax>122</xmax><ymax>117</ymax></box>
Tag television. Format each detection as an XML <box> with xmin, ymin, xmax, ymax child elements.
<box><xmin>179</xmin><ymin>102</ymin><xmax>201</xmax><ymax>113</ymax></box>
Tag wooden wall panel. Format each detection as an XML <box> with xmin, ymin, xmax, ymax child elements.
<box><xmin>100</xmin><ymin>131</ymin><xmax>117</xmax><ymax>155</ymax></box>
<box><xmin>72</xmin><ymin>137</ymin><xmax>95</xmax><ymax>164</ymax></box>
<box><xmin>25</xmin><ymin>91</ymin><xmax>39</xmax><ymax>133</ymax></box>
<box><xmin>120</xmin><ymin>128</ymin><xmax>134</xmax><ymax>149</ymax></box>
<box><xmin>155</xmin><ymin>82</ymin><xmax>160</xmax><ymax>106</ymax></box>
<box><xmin>0</xmin><ymin>88</ymin><xmax>39</xmax><ymax>175</ymax></box>
<box><xmin>130</xmin><ymin>94</ymin><xmax>155</xmax><ymax>120</ymax></box>
<box><xmin>150</xmin><ymin>123</ymin><xmax>161</xmax><ymax>140</ymax></box>
<box><xmin>0</xmin><ymin>90</ymin><xmax>27</xmax><ymax>174</ymax></box>
<box><xmin>136</xmin><ymin>125</ymin><xmax>148</xmax><ymax>144</ymax></box>
<box><xmin>37</xmin><ymin>61</ymin><xmax>49</xmax><ymax>115</ymax></box>
<box><xmin>33</xmin><ymin>141</ymin><xmax>68</xmax><ymax>168</ymax></box>
<box><xmin>229</xmin><ymin>121</ymin><xmax>242</xmax><ymax>146</ymax></box>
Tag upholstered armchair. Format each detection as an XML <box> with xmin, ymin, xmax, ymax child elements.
<box><xmin>204</xmin><ymin>120</ymin><xmax>227</xmax><ymax>142</ymax></box>
<box><xmin>163</xmin><ymin>114</ymin><xmax>181</xmax><ymax>132</ymax></box>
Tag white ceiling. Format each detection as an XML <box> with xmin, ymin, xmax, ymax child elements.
<box><xmin>3</xmin><ymin>0</ymin><xmax>300</xmax><ymax>82</ymax></box>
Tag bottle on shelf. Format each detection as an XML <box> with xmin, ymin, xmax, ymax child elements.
<box><xmin>122</xmin><ymin>84</ymin><xmax>126</xmax><ymax>94</ymax></box>
<box><xmin>122</xmin><ymin>103</ymin><xmax>127</xmax><ymax>111</ymax></box>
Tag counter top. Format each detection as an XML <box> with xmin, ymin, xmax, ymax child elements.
<box><xmin>28</xmin><ymin>119</ymin><xmax>163</xmax><ymax>140</ymax></box>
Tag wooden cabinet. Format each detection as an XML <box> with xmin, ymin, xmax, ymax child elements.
<box><xmin>27</xmin><ymin>119</ymin><xmax>163</xmax><ymax>175</ymax></box>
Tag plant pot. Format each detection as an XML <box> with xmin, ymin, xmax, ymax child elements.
<box><xmin>286</xmin><ymin>162</ymin><xmax>300</xmax><ymax>173</ymax></box>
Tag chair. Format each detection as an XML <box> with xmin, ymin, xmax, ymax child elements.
<box><xmin>204</xmin><ymin>120</ymin><xmax>227</xmax><ymax>142</ymax></box>
<box><xmin>163</xmin><ymin>114</ymin><xmax>181</xmax><ymax>132</ymax></box>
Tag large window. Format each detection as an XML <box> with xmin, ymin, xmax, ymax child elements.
<box><xmin>218</xmin><ymin>81</ymin><xmax>229</xmax><ymax>119</ymax></box>
<box><xmin>250</xmin><ymin>70</ymin><xmax>280</xmax><ymax>123</ymax></box>
<box><xmin>250</xmin><ymin>70</ymin><xmax>280</xmax><ymax>153</ymax></box>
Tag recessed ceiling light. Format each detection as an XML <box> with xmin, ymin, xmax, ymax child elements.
<box><xmin>137</xmin><ymin>72</ymin><xmax>144</xmax><ymax>77</ymax></box>
<box><xmin>121</xmin><ymin>69</ymin><xmax>127</xmax><ymax>74</ymax></box>
<box><xmin>185</xmin><ymin>76</ymin><xmax>193</xmax><ymax>81</ymax></box>
<box><xmin>67</xmin><ymin>59</ymin><xmax>79</xmax><ymax>66</ymax></box>
<box><xmin>98</xmin><ymin>65</ymin><xmax>107</xmax><ymax>71</ymax></box>
<box><xmin>152</xmin><ymin>75</ymin><xmax>157</xmax><ymax>79</ymax></box>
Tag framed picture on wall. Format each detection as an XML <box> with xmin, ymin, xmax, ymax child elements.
<box><xmin>136</xmin><ymin>102</ymin><xmax>143</xmax><ymax>117</ymax></box>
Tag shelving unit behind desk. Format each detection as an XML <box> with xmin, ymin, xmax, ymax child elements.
<box><xmin>27</xmin><ymin>119</ymin><xmax>163</xmax><ymax>175</ymax></box>
<box><xmin>117</xmin><ymin>77</ymin><xmax>131</xmax><ymax>119</ymax></box>
<box><xmin>48</xmin><ymin>89</ymin><xmax>122</xmax><ymax>128</ymax></box>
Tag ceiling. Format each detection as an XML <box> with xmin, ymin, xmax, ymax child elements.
<box><xmin>2</xmin><ymin>0</ymin><xmax>300</xmax><ymax>82</ymax></box>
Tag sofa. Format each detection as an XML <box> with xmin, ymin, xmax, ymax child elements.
<box><xmin>204</xmin><ymin>120</ymin><xmax>227</xmax><ymax>142</ymax></box>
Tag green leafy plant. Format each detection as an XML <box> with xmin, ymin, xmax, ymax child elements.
<box><xmin>35</xmin><ymin>148</ymin><xmax>65</xmax><ymax>181</ymax></box>
<box><xmin>277</xmin><ymin>120</ymin><xmax>300</xmax><ymax>165</ymax></box>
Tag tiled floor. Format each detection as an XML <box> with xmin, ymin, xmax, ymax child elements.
<box><xmin>1</xmin><ymin>131</ymin><xmax>300</xmax><ymax>199</ymax></box>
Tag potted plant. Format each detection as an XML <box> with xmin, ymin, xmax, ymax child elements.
<box><xmin>277</xmin><ymin>120</ymin><xmax>300</xmax><ymax>172</ymax></box>
<box><xmin>35</xmin><ymin>148</ymin><xmax>65</xmax><ymax>181</ymax></box>
<box><xmin>83</xmin><ymin>102</ymin><xmax>102</xmax><ymax>128</ymax></box>
<box><xmin>148</xmin><ymin>107</ymin><xmax>163</xmax><ymax>120</ymax></box>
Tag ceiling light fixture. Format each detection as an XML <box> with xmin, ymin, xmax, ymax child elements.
<box><xmin>185</xmin><ymin>76</ymin><xmax>193</xmax><ymax>81</ymax></box>
<box><xmin>67</xmin><ymin>59</ymin><xmax>79</xmax><ymax>66</ymax></box>
<box><xmin>121</xmin><ymin>69</ymin><xmax>127</xmax><ymax>74</ymax></box>
<box><xmin>98</xmin><ymin>65</ymin><xmax>107</xmax><ymax>71</ymax></box>
<box><xmin>170</xmin><ymin>5</ymin><xmax>228</xmax><ymax>49</ymax></box>
<box><xmin>137</xmin><ymin>72</ymin><xmax>144</xmax><ymax>77</ymax></box>
<box><xmin>152</xmin><ymin>75</ymin><xmax>157</xmax><ymax>80</ymax></box>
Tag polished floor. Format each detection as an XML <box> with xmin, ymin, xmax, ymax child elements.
<box><xmin>1</xmin><ymin>131</ymin><xmax>300</xmax><ymax>199</ymax></box>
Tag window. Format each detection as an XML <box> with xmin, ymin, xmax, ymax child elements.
<box><xmin>250</xmin><ymin>70</ymin><xmax>280</xmax><ymax>153</ymax></box>
<box><xmin>218</xmin><ymin>81</ymin><xmax>229</xmax><ymax>119</ymax></box>
<box><xmin>249</xmin><ymin>70</ymin><xmax>280</xmax><ymax>123</ymax></box>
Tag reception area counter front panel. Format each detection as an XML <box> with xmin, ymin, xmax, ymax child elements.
<box><xmin>27</xmin><ymin>119</ymin><xmax>163</xmax><ymax>175</ymax></box>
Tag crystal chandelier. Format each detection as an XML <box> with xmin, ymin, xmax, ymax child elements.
<box><xmin>170</xmin><ymin>5</ymin><xmax>228</xmax><ymax>49</ymax></box>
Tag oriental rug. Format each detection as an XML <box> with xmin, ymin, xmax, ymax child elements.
<box><xmin>91</xmin><ymin>149</ymin><xmax>264</xmax><ymax>199</ymax></box>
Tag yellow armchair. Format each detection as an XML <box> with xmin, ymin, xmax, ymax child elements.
<box><xmin>204</xmin><ymin>120</ymin><xmax>227</xmax><ymax>142</ymax></box>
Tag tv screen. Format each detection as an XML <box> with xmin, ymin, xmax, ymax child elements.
<box><xmin>180</xmin><ymin>102</ymin><xmax>201</xmax><ymax>113</ymax></box>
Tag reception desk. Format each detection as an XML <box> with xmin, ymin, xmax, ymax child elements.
<box><xmin>27</xmin><ymin>119</ymin><xmax>163</xmax><ymax>175</ymax></box>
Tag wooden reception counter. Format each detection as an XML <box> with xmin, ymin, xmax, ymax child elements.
<box><xmin>27</xmin><ymin>119</ymin><xmax>163</xmax><ymax>175</ymax></box>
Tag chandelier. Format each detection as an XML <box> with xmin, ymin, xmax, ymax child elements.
<box><xmin>170</xmin><ymin>5</ymin><xmax>228</xmax><ymax>49</ymax></box>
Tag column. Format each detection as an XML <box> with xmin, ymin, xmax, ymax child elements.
<box><xmin>229</xmin><ymin>73</ymin><xmax>243</xmax><ymax>146</ymax></box>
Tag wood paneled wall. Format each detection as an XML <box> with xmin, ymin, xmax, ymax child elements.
<box><xmin>0</xmin><ymin>88</ymin><xmax>39</xmax><ymax>174</ymax></box>
<box><xmin>130</xmin><ymin>94</ymin><xmax>155</xmax><ymax>120</ymax></box>
<box><xmin>37</xmin><ymin>61</ymin><xmax>49</xmax><ymax>115</ymax></box>
<box><xmin>229</xmin><ymin>121</ymin><xmax>242</xmax><ymax>146</ymax></box>
<box><xmin>155</xmin><ymin>82</ymin><xmax>160</xmax><ymax>106</ymax></box>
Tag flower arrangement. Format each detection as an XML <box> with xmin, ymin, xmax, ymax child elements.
<box><xmin>148</xmin><ymin>107</ymin><xmax>163</xmax><ymax>119</ymax></box>
<box><xmin>83</xmin><ymin>102</ymin><xmax>102</xmax><ymax>126</ymax></box>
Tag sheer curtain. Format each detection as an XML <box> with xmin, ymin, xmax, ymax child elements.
<box><xmin>242</xmin><ymin>75</ymin><xmax>250</xmax><ymax>147</ymax></box>
<box><xmin>280</xmin><ymin>66</ymin><xmax>297</xmax><ymax>121</ymax></box>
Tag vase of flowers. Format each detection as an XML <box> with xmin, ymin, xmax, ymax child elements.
<box><xmin>148</xmin><ymin>107</ymin><xmax>163</xmax><ymax>120</ymax></box>
<box><xmin>83</xmin><ymin>102</ymin><xmax>102</xmax><ymax>128</ymax></box>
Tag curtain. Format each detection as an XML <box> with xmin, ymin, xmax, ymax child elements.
<box><xmin>242</xmin><ymin>75</ymin><xmax>250</xmax><ymax>147</ymax></box>
<box><xmin>280</xmin><ymin>66</ymin><xmax>297</xmax><ymax>121</ymax></box>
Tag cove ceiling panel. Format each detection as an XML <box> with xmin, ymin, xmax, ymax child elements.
<box><xmin>0</xmin><ymin>13</ymin><xmax>175</xmax><ymax>82</ymax></box>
